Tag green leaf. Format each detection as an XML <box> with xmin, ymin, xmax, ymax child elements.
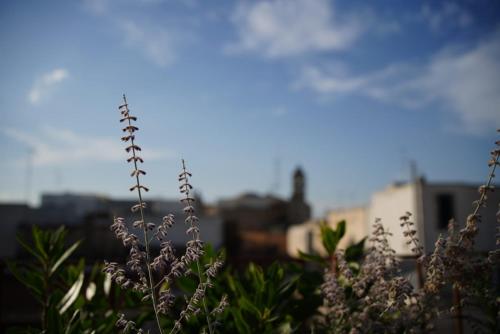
<box><xmin>345</xmin><ymin>237</ymin><xmax>366</xmax><ymax>262</ymax></box>
<box><xmin>176</xmin><ymin>275</ymin><xmax>197</xmax><ymax>293</ymax></box>
<box><xmin>16</xmin><ymin>235</ymin><xmax>45</xmax><ymax>265</ymax></box>
<box><xmin>64</xmin><ymin>309</ymin><xmax>81</xmax><ymax>334</ymax></box>
<box><xmin>47</xmin><ymin>304</ymin><xmax>64</xmax><ymax>334</ymax></box>
<box><xmin>336</xmin><ymin>220</ymin><xmax>346</xmax><ymax>241</ymax></box>
<box><xmin>32</xmin><ymin>226</ymin><xmax>49</xmax><ymax>261</ymax></box>
<box><xmin>239</xmin><ymin>296</ymin><xmax>261</xmax><ymax>318</ymax></box>
<box><xmin>278</xmin><ymin>274</ymin><xmax>300</xmax><ymax>300</ymax></box>
<box><xmin>6</xmin><ymin>261</ymin><xmax>43</xmax><ymax>302</ymax></box>
<box><xmin>297</xmin><ymin>250</ymin><xmax>327</xmax><ymax>266</ymax></box>
<box><xmin>320</xmin><ymin>220</ymin><xmax>347</xmax><ymax>256</ymax></box>
<box><xmin>103</xmin><ymin>273</ymin><xmax>112</xmax><ymax>297</ymax></box>
<box><xmin>58</xmin><ymin>271</ymin><xmax>84</xmax><ymax>314</ymax></box>
<box><xmin>278</xmin><ymin>321</ymin><xmax>293</xmax><ymax>334</ymax></box>
<box><xmin>231</xmin><ymin>308</ymin><xmax>251</xmax><ymax>334</ymax></box>
<box><xmin>320</xmin><ymin>221</ymin><xmax>337</xmax><ymax>256</ymax></box>
<box><xmin>50</xmin><ymin>240</ymin><xmax>81</xmax><ymax>276</ymax></box>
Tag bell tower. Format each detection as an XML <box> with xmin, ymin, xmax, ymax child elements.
<box><xmin>292</xmin><ymin>168</ymin><xmax>305</xmax><ymax>202</ymax></box>
<box><xmin>288</xmin><ymin>166</ymin><xmax>311</xmax><ymax>225</ymax></box>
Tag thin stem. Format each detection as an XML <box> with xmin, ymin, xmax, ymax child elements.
<box><xmin>472</xmin><ymin>154</ymin><xmax>498</xmax><ymax>218</ymax></box>
<box><xmin>402</xmin><ymin>218</ymin><xmax>422</xmax><ymax>258</ymax></box>
<box><xmin>123</xmin><ymin>94</ymin><xmax>164</xmax><ymax>334</ymax></box>
<box><xmin>153</xmin><ymin>275</ymin><xmax>168</xmax><ymax>289</ymax></box>
<box><xmin>169</xmin><ymin>282</ymin><xmax>207</xmax><ymax>334</ymax></box>
<box><xmin>181</xmin><ymin>159</ymin><xmax>214</xmax><ymax>334</ymax></box>
<box><xmin>457</xmin><ymin>151</ymin><xmax>499</xmax><ymax>247</ymax></box>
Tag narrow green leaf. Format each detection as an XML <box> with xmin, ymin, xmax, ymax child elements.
<box><xmin>6</xmin><ymin>261</ymin><xmax>43</xmax><ymax>302</ymax></box>
<box><xmin>16</xmin><ymin>235</ymin><xmax>44</xmax><ymax>265</ymax></box>
<box><xmin>239</xmin><ymin>296</ymin><xmax>261</xmax><ymax>318</ymax></box>
<box><xmin>50</xmin><ymin>240</ymin><xmax>81</xmax><ymax>276</ymax></box>
<box><xmin>32</xmin><ymin>226</ymin><xmax>49</xmax><ymax>261</ymax></box>
<box><xmin>231</xmin><ymin>309</ymin><xmax>251</xmax><ymax>334</ymax></box>
<box><xmin>58</xmin><ymin>271</ymin><xmax>84</xmax><ymax>314</ymax></box>
<box><xmin>103</xmin><ymin>273</ymin><xmax>112</xmax><ymax>297</ymax></box>
<box><xmin>64</xmin><ymin>309</ymin><xmax>80</xmax><ymax>334</ymax></box>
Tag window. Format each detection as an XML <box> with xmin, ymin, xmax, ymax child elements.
<box><xmin>436</xmin><ymin>193</ymin><xmax>454</xmax><ymax>229</ymax></box>
<box><xmin>307</xmin><ymin>229</ymin><xmax>314</xmax><ymax>253</ymax></box>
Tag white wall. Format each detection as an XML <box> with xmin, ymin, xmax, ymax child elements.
<box><xmin>287</xmin><ymin>181</ymin><xmax>500</xmax><ymax>258</ymax></box>
<box><xmin>286</xmin><ymin>221</ymin><xmax>316</xmax><ymax>257</ymax></box>
<box><xmin>286</xmin><ymin>206</ymin><xmax>368</xmax><ymax>258</ymax></box>
<box><xmin>368</xmin><ymin>183</ymin><xmax>418</xmax><ymax>256</ymax></box>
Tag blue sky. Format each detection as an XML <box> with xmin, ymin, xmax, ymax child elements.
<box><xmin>1</xmin><ymin>0</ymin><xmax>499</xmax><ymax>216</ymax></box>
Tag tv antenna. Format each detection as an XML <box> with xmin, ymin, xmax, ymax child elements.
<box><xmin>25</xmin><ymin>147</ymin><xmax>34</xmax><ymax>205</ymax></box>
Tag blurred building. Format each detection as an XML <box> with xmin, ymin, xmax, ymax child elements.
<box><xmin>368</xmin><ymin>179</ymin><xmax>499</xmax><ymax>255</ymax></box>
<box><xmin>0</xmin><ymin>192</ymin><xmax>222</xmax><ymax>329</ymax></box>
<box><xmin>219</xmin><ymin>167</ymin><xmax>311</xmax><ymax>265</ymax></box>
<box><xmin>287</xmin><ymin>179</ymin><xmax>500</xmax><ymax>258</ymax></box>
<box><xmin>0</xmin><ymin>192</ymin><xmax>222</xmax><ymax>261</ymax></box>
<box><xmin>0</xmin><ymin>204</ymin><xmax>31</xmax><ymax>259</ymax></box>
<box><xmin>287</xmin><ymin>206</ymin><xmax>367</xmax><ymax>257</ymax></box>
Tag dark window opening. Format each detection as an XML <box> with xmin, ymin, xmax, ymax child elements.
<box><xmin>436</xmin><ymin>193</ymin><xmax>454</xmax><ymax>229</ymax></box>
<box><xmin>307</xmin><ymin>230</ymin><xmax>314</xmax><ymax>253</ymax></box>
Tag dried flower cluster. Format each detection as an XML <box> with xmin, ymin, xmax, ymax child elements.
<box><xmin>104</xmin><ymin>95</ymin><xmax>226</xmax><ymax>334</ymax></box>
<box><xmin>320</xmin><ymin>132</ymin><xmax>500</xmax><ymax>333</ymax></box>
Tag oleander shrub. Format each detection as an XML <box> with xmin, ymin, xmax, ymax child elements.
<box><xmin>6</xmin><ymin>226</ymin><xmax>126</xmax><ymax>334</ymax></box>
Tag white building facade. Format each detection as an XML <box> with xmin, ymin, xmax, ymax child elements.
<box><xmin>287</xmin><ymin>180</ymin><xmax>500</xmax><ymax>257</ymax></box>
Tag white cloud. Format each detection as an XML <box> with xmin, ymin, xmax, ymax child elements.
<box><xmin>118</xmin><ymin>19</ymin><xmax>178</xmax><ymax>67</ymax></box>
<box><xmin>421</xmin><ymin>2</ymin><xmax>473</xmax><ymax>32</ymax></box>
<box><xmin>297</xmin><ymin>30</ymin><xmax>500</xmax><ymax>134</ymax></box>
<box><xmin>83</xmin><ymin>0</ymin><xmax>185</xmax><ymax>68</ymax></box>
<box><xmin>28</xmin><ymin>68</ymin><xmax>69</xmax><ymax>105</ymax></box>
<box><xmin>3</xmin><ymin>126</ymin><xmax>173</xmax><ymax>167</ymax></box>
<box><xmin>226</xmin><ymin>0</ymin><xmax>363</xmax><ymax>58</ymax></box>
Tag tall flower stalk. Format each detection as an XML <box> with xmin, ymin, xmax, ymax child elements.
<box><xmin>173</xmin><ymin>159</ymin><xmax>214</xmax><ymax>334</ymax></box>
<box><xmin>117</xmin><ymin>94</ymin><xmax>163</xmax><ymax>333</ymax></box>
<box><xmin>104</xmin><ymin>95</ymin><xmax>226</xmax><ymax>334</ymax></box>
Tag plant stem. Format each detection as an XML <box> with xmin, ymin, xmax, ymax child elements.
<box><xmin>181</xmin><ymin>160</ymin><xmax>214</xmax><ymax>334</ymax></box>
<box><xmin>123</xmin><ymin>94</ymin><xmax>164</xmax><ymax>334</ymax></box>
<box><xmin>458</xmin><ymin>151</ymin><xmax>499</xmax><ymax>247</ymax></box>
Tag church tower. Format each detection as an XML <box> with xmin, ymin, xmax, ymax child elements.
<box><xmin>287</xmin><ymin>167</ymin><xmax>311</xmax><ymax>226</ymax></box>
<box><xmin>292</xmin><ymin>168</ymin><xmax>305</xmax><ymax>202</ymax></box>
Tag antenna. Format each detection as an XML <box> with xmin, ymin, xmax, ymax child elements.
<box><xmin>269</xmin><ymin>156</ymin><xmax>281</xmax><ymax>195</ymax></box>
<box><xmin>55</xmin><ymin>167</ymin><xmax>63</xmax><ymax>191</ymax></box>
<box><xmin>410</xmin><ymin>160</ymin><xmax>418</xmax><ymax>182</ymax></box>
<box><xmin>25</xmin><ymin>148</ymin><xmax>34</xmax><ymax>205</ymax></box>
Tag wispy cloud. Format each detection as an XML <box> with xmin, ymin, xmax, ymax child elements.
<box><xmin>83</xmin><ymin>0</ymin><xmax>188</xmax><ymax>68</ymax></box>
<box><xmin>3</xmin><ymin>126</ymin><xmax>173</xmax><ymax>167</ymax></box>
<box><xmin>226</xmin><ymin>0</ymin><xmax>363</xmax><ymax>58</ymax></box>
<box><xmin>82</xmin><ymin>0</ymin><xmax>112</xmax><ymax>15</ymax></box>
<box><xmin>421</xmin><ymin>2</ymin><xmax>473</xmax><ymax>32</ymax></box>
<box><xmin>82</xmin><ymin>0</ymin><xmax>176</xmax><ymax>15</ymax></box>
<box><xmin>296</xmin><ymin>29</ymin><xmax>500</xmax><ymax>134</ymax></box>
<box><xmin>271</xmin><ymin>106</ymin><xmax>288</xmax><ymax>117</ymax></box>
<box><xmin>28</xmin><ymin>68</ymin><xmax>69</xmax><ymax>105</ymax></box>
<box><xmin>117</xmin><ymin>19</ymin><xmax>178</xmax><ymax>67</ymax></box>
